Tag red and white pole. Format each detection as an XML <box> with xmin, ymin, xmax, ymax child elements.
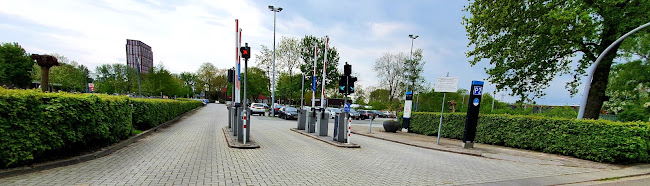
<box><xmin>235</xmin><ymin>20</ymin><xmax>241</xmax><ymax>104</ymax></box>
<box><xmin>320</xmin><ymin>36</ymin><xmax>328</xmax><ymax>109</ymax></box>
<box><xmin>347</xmin><ymin>116</ymin><xmax>352</xmax><ymax>144</ymax></box>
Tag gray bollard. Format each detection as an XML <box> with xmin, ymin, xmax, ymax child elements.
<box><xmin>228</xmin><ymin>106</ymin><xmax>233</xmax><ymax>129</ymax></box>
<box><xmin>307</xmin><ymin>110</ymin><xmax>316</xmax><ymax>133</ymax></box>
<box><xmin>297</xmin><ymin>109</ymin><xmax>306</xmax><ymax>130</ymax></box>
<box><xmin>335</xmin><ymin>112</ymin><xmax>347</xmax><ymax>142</ymax></box>
<box><xmin>316</xmin><ymin>110</ymin><xmax>329</xmax><ymax>136</ymax></box>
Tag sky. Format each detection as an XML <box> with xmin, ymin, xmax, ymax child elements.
<box><xmin>0</xmin><ymin>0</ymin><xmax>587</xmax><ymax>105</ymax></box>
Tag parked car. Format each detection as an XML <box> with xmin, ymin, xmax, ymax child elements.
<box><xmin>250</xmin><ymin>103</ymin><xmax>266</xmax><ymax>116</ymax></box>
<box><xmin>272</xmin><ymin>104</ymin><xmax>283</xmax><ymax>116</ymax></box>
<box><xmin>370</xmin><ymin>110</ymin><xmax>386</xmax><ymax>118</ymax></box>
<box><xmin>382</xmin><ymin>110</ymin><xmax>396</xmax><ymax>118</ymax></box>
<box><xmin>326</xmin><ymin>108</ymin><xmax>342</xmax><ymax>119</ymax></box>
<box><xmin>279</xmin><ymin>106</ymin><xmax>299</xmax><ymax>120</ymax></box>
<box><xmin>358</xmin><ymin>110</ymin><xmax>371</xmax><ymax>120</ymax></box>
<box><xmin>349</xmin><ymin>109</ymin><xmax>361</xmax><ymax>120</ymax></box>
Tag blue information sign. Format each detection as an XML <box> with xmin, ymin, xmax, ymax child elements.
<box><xmin>472</xmin><ymin>86</ymin><xmax>483</xmax><ymax>95</ymax></box>
<box><xmin>312</xmin><ymin>76</ymin><xmax>317</xmax><ymax>91</ymax></box>
<box><xmin>344</xmin><ymin>103</ymin><xmax>351</xmax><ymax>112</ymax></box>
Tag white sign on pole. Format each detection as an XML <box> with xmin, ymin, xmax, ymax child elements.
<box><xmin>434</xmin><ymin>77</ymin><xmax>459</xmax><ymax>93</ymax></box>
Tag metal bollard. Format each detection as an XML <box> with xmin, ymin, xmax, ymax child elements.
<box><xmin>316</xmin><ymin>110</ymin><xmax>329</xmax><ymax>136</ymax></box>
<box><xmin>297</xmin><ymin>109</ymin><xmax>306</xmax><ymax>130</ymax></box>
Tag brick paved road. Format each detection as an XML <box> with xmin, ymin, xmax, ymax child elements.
<box><xmin>0</xmin><ymin>104</ymin><xmax>603</xmax><ymax>185</ymax></box>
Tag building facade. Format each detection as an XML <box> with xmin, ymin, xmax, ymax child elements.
<box><xmin>126</xmin><ymin>39</ymin><xmax>153</xmax><ymax>73</ymax></box>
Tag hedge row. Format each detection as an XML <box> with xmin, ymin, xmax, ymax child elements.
<box><xmin>131</xmin><ymin>98</ymin><xmax>203</xmax><ymax>129</ymax></box>
<box><xmin>406</xmin><ymin>112</ymin><xmax>650</xmax><ymax>163</ymax></box>
<box><xmin>0</xmin><ymin>88</ymin><xmax>202</xmax><ymax>167</ymax></box>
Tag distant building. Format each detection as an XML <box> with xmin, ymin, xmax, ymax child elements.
<box><xmin>126</xmin><ymin>39</ymin><xmax>153</xmax><ymax>73</ymax></box>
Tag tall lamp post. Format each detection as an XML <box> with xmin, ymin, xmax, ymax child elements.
<box><xmin>269</xmin><ymin>5</ymin><xmax>283</xmax><ymax>117</ymax></box>
<box><xmin>577</xmin><ymin>21</ymin><xmax>650</xmax><ymax>119</ymax></box>
<box><xmin>406</xmin><ymin>34</ymin><xmax>418</xmax><ymax>95</ymax></box>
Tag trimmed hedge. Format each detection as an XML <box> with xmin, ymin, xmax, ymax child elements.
<box><xmin>406</xmin><ymin>112</ymin><xmax>650</xmax><ymax>163</ymax></box>
<box><xmin>0</xmin><ymin>88</ymin><xmax>202</xmax><ymax>167</ymax></box>
<box><xmin>131</xmin><ymin>98</ymin><xmax>203</xmax><ymax>129</ymax></box>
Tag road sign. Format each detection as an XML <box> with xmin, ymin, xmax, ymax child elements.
<box><xmin>344</xmin><ymin>103</ymin><xmax>350</xmax><ymax>112</ymax></box>
<box><xmin>434</xmin><ymin>77</ymin><xmax>459</xmax><ymax>93</ymax></box>
<box><xmin>312</xmin><ymin>76</ymin><xmax>317</xmax><ymax>91</ymax></box>
<box><xmin>473</xmin><ymin>98</ymin><xmax>480</xmax><ymax>106</ymax></box>
<box><xmin>473</xmin><ymin>86</ymin><xmax>483</xmax><ymax>95</ymax></box>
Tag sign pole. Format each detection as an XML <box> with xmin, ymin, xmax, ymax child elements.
<box><xmin>434</xmin><ymin>74</ymin><xmax>458</xmax><ymax>145</ymax></box>
<box><xmin>437</xmin><ymin>93</ymin><xmax>446</xmax><ymax>145</ymax></box>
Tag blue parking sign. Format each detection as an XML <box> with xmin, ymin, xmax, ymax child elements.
<box><xmin>472</xmin><ymin>86</ymin><xmax>483</xmax><ymax>95</ymax></box>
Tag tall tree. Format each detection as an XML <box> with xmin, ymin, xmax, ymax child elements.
<box><xmin>0</xmin><ymin>43</ymin><xmax>34</xmax><ymax>88</ymax></box>
<box><xmin>374</xmin><ymin>52</ymin><xmax>406</xmax><ymax>102</ymax></box>
<box><xmin>179</xmin><ymin>72</ymin><xmax>198</xmax><ymax>97</ymax></box>
<box><xmin>277</xmin><ymin>37</ymin><xmax>302</xmax><ymax>101</ymax></box>
<box><xmin>404</xmin><ymin>49</ymin><xmax>426</xmax><ymax>93</ymax></box>
<box><xmin>196</xmin><ymin>62</ymin><xmax>218</xmax><ymax>93</ymax></box>
<box><xmin>463</xmin><ymin>0</ymin><xmax>650</xmax><ymax>119</ymax></box>
<box><xmin>299</xmin><ymin>35</ymin><xmax>341</xmax><ymax>93</ymax></box>
<box><xmin>94</xmin><ymin>64</ymin><xmax>137</xmax><ymax>94</ymax></box>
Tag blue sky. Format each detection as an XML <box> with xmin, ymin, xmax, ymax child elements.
<box><xmin>0</xmin><ymin>0</ymin><xmax>586</xmax><ymax>105</ymax></box>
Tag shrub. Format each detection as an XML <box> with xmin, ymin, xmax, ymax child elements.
<box><xmin>405</xmin><ymin>112</ymin><xmax>650</xmax><ymax>163</ymax></box>
<box><xmin>131</xmin><ymin>98</ymin><xmax>203</xmax><ymax>130</ymax></box>
<box><xmin>0</xmin><ymin>88</ymin><xmax>131</xmax><ymax>167</ymax></box>
<box><xmin>0</xmin><ymin>88</ymin><xmax>203</xmax><ymax>167</ymax></box>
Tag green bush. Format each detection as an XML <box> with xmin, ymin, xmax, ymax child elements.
<box><xmin>406</xmin><ymin>112</ymin><xmax>650</xmax><ymax>163</ymax></box>
<box><xmin>131</xmin><ymin>98</ymin><xmax>203</xmax><ymax>129</ymax></box>
<box><xmin>0</xmin><ymin>88</ymin><xmax>131</xmax><ymax>167</ymax></box>
<box><xmin>0</xmin><ymin>88</ymin><xmax>203</xmax><ymax>167</ymax></box>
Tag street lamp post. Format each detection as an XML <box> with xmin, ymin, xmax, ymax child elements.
<box><xmin>269</xmin><ymin>5</ymin><xmax>283</xmax><ymax>117</ymax></box>
<box><xmin>577</xmin><ymin>21</ymin><xmax>650</xmax><ymax>119</ymax></box>
<box><xmin>406</xmin><ymin>34</ymin><xmax>418</xmax><ymax>95</ymax></box>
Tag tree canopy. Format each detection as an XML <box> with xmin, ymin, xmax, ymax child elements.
<box><xmin>463</xmin><ymin>0</ymin><xmax>650</xmax><ymax>119</ymax></box>
<box><xmin>0</xmin><ymin>43</ymin><xmax>34</xmax><ymax>88</ymax></box>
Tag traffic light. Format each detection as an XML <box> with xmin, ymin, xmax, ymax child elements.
<box><xmin>344</xmin><ymin>62</ymin><xmax>351</xmax><ymax>76</ymax></box>
<box><xmin>339</xmin><ymin>76</ymin><xmax>346</xmax><ymax>94</ymax></box>
<box><xmin>240</xmin><ymin>45</ymin><xmax>251</xmax><ymax>59</ymax></box>
<box><xmin>348</xmin><ymin>76</ymin><xmax>357</xmax><ymax>93</ymax></box>
<box><xmin>227</xmin><ymin>69</ymin><xmax>235</xmax><ymax>83</ymax></box>
<box><xmin>338</xmin><ymin>76</ymin><xmax>357</xmax><ymax>94</ymax></box>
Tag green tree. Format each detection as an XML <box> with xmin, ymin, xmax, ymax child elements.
<box><xmin>244</xmin><ymin>67</ymin><xmax>270</xmax><ymax>102</ymax></box>
<box><xmin>463</xmin><ymin>0</ymin><xmax>650</xmax><ymax>119</ymax></box>
<box><xmin>94</xmin><ymin>64</ymin><xmax>137</xmax><ymax>94</ymax></box>
<box><xmin>142</xmin><ymin>65</ymin><xmax>183</xmax><ymax>97</ymax></box>
<box><xmin>179</xmin><ymin>72</ymin><xmax>198</xmax><ymax>97</ymax></box>
<box><xmin>276</xmin><ymin>72</ymin><xmax>302</xmax><ymax>104</ymax></box>
<box><xmin>404</xmin><ymin>49</ymin><xmax>426</xmax><ymax>94</ymax></box>
<box><xmin>374</xmin><ymin>52</ymin><xmax>406</xmax><ymax>102</ymax></box>
<box><xmin>31</xmin><ymin>54</ymin><xmax>91</xmax><ymax>92</ymax></box>
<box><xmin>299</xmin><ymin>35</ymin><xmax>341</xmax><ymax>93</ymax></box>
<box><xmin>0</xmin><ymin>43</ymin><xmax>34</xmax><ymax>88</ymax></box>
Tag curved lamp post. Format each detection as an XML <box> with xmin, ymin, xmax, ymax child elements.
<box><xmin>577</xmin><ymin>21</ymin><xmax>650</xmax><ymax>119</ymax></box>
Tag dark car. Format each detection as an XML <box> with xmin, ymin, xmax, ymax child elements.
<box><xmin>279</xmin><ymin>106</ymin><xmax>299</xmax><ymax>120</ymax></box>
<box><xmin>272</xmin><ymin>104</ymin><xmax>283</xmax><ymax>116</ymax></box>
<box><xmin>359</xmin><ymin>110</ymin><xmax>377</xmax><ymax>120</ymax></box>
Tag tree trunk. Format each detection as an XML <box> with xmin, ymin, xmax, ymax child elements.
<box><xmin>41</xmin><ymin>66</ymin><xmax>50</xmax><ymax>92</ymax></box>
<box><xmin>583</xmin><ymin>25</ymin><xmax>620</xmax><ymax>119</ymax></box>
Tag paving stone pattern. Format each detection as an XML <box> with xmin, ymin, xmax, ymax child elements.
<box><xmin>0</xmin><ymin>104</ymin><xmax>602</xmax><ymax>185</ymax></box>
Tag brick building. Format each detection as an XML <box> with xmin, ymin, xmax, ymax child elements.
<box><xmin>126</xmin><ymin>39</ymin><xmax>153</xmax><ymax>73</ymax></box>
